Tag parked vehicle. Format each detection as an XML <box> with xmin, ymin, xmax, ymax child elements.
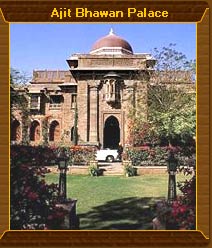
<box><xmin>96</xmin><ymin>149</ymin><xmax>119</xmax><ymax>162</ymax></box>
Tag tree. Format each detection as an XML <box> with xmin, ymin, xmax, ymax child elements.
<box><xmin>41</xmin><ymin>115</ymin><xmax>52</xmax><ymax>146</ymax></box>
<box><xmin>10</xmin><ymin>68</ymin><xmax>29</xmax><ymax>111</ymax></box>
<box><xmin>152</xmin><ymin>43</ymin><xmax>196</xmax><ymax>81</ymax></box>
<box><xmin>148</xmin><ymin>86</ymin><xmax>196</xmax><ymax>146</ymax></box>
<box><xmin>128</xmin><ymin>44</ymin><xmax>196</xmax><ymax>146</ymax></box>
<box><xmin>10</xmin><ymin>68</ymin><xmax>31</xmax><ymax>145</ymax></box>
<box><xmin>127</xmin><ymin>45</ymin><xmax>196</xmax><ymax>230</ymax></box>
<box><xmin>149</xmin><ymin>44</ymin><xmax>195</xmax><ymax>145</ymax></box>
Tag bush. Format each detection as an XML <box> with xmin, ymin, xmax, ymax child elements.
<box><xmin>125</xmin><ymin>146</ymin><xmax>168</xmax><ymax>166</ymax></box>
<box><xmin>124</xmin><ymin>163</ymin><xmax>137</xmax><ymax>177</ymax></box>
<box><xmin>166</xmin><ymin>175</ymin><xmax>196</xmax><ymax>230</ymax></box>
<box><xmin>125</xmin><ymin>146</ymin><xmax>195</xmax><ymax>167</ymax></box>
<box><xmin>70</xmin><ymin>146</ymin><xmax>97</xmax><ymax>165</ymax></box>
<box><xmin>154</xmin><ymin>173</ymin><xmax>196</xmax><ymax>230</ymax></box>
<box><xmin>126</xmin><ymin>147</ymin><xmax>149</xmax><ymax>166</ymax></box>
<box><xmin>50</xmin><ymin>145</ymin><xmax>73</xmax><ymax>166</ymax></box>
<box><xmin>127</xmin><ymin>121</ymin><xmax>159</xmax><ymax>147</ymax></box>
<box><xmin>49</xmin><ymin>145</ymin><xmax>97</xmax><ymax>166</ymax></box>
<box><xmin>10</xmin><ymin>145</ymin><xmax>66</xmax><ymax>230</ymax></box>
<box><xmin>88</xmin><ymin>162</ymin><xmax>100</xmax><ymax>176</ymax></box>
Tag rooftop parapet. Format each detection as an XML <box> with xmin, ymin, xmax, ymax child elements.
<box><xmin>67</xmin><ymin>53</ymin><xmax>155</xmax><ymax>70</ymax></box>
<box><xmin>31</xmin><ymin>70</ymin><xmax>72</xmax><ymax>83</ymax></box>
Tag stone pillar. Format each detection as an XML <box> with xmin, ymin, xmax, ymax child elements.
<box><xmin>56</xmin><ymin>199</ymin><xmax>79</xmax><ymax>230</ymax></box>
<box><xmin>77</xmin><ymin>82</ymin><xmax>88</xmax><ymax>142</ymax></box>
<box><xmin>89</xmin><ymin>85</ymin><xmax>99</xmax><ymax>144</ymax></box>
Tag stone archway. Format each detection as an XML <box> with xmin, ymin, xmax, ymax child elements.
<box><xmin>49</xmin><ymin>120</ymin><xmax>60</xmax><ymax>141</ymax></box>
<box><xmin>11</xmin><ymin>119</ymin><xmax>21</xmax><ymax>141</ymax></box>
<box><xmin>103</xmin><ymin>116</ymin><xmax>120</xmax><ymax>149</ymax></box>
<box><xmin>30</xmin><ymin>120</ymin><xmax>40</xmax><ymax>141</ymax></box>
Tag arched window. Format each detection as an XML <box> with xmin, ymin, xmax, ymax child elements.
<box><xmin>49</xmin><ymin>120</ymin><xmax>60</xmax><ymax>141</ymax></box>
<box><xmin>30</xmin><ymin>120</ymin><xmax>40</xmax><ymax>141</ymax></box>
<box><xmin>11</xmin><ymin>120</ymin><xmax>21</xmax><ymax>141</ymax></box>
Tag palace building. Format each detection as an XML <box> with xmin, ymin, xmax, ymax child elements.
<box><xmin>11</xmin><ymin>29</ymin><xmax>194</xmax><ymax>149</ymax></box>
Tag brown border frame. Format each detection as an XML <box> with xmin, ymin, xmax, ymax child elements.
<box><xmin>0</xmin><ymin>0</ymin><xmax>210</xmax><ymax>247</ymax></box>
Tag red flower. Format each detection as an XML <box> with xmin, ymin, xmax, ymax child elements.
<box><xmin>179</xmin><ymin>206</ymin><xmax>186</xmax><ymax>213</ymax></box>
<box><xmin>28</xmin><ymin>192</ymin><xmax>39</xmax><ymax>201</ymax></box>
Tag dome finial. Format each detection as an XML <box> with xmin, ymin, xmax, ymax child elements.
<box><xmin>109</xmin><ymin>28</ymin><xmax>114</xmax><ymax>35</ymax></box>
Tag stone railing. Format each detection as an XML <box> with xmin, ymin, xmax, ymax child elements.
<box><xmin>49</xmin><ymin>103</ymin><xmax>62</xmax><ymax>110</ymax></box>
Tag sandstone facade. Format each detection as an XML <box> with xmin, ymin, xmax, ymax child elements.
<box><xmin>11</xmin><ymin>29</ymin><xmax>194</xmax><ymax>148</ymax></box>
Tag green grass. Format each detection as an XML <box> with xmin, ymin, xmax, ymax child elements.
<box><xmin>45</xmin><ymin>173</ymin><xmax>189</xmax><ymax>230</ymax></box>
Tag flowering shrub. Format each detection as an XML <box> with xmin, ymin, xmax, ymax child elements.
<box><xmin>70</xmin><ymin>145</ymin><xmax>97</xmax><ymax>165</ymax></box>
<box><xmin>166</xmin><ymin>175</ymin><xmax>196</xmax><ymax>230</ymax></box>
<box><xmin>124</xmin><ymin>146</ymin><xmax>171</xmax><ymax>166</ymax></box>
<box><xmin>11</xmin><ymin>145</ymin><xmax>66</xmax><ymax>230</ymax></box>
<box><xmin>49</xmin><ymin>145</ymin><xmax>97</xmax><ymax>166</ymax></box>
<box><xmin>124</xmin><ymin>146</ymin><xmax>150</xmax><ymax>166</ymax></box>
<box><xmin>49</xmin><ymin>145</ymin><xmax>73</xmax><ymax>166</ymax></box>
<box><xmin>127</xmin><ymin>121</ymin><xmax>159</xmax><ymax>147</ymax></box>
<box><xmin>124</xmin><ymin>146</ymin><xmax>195</xmax><ymax>167</ymax></box>
<box><xmin>154</xmin><ymin>171</ymin><xmax>196</xmax><ymax>230</ymax></box>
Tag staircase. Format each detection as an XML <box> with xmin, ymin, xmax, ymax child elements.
<box><xmin>98</xmin><ymin>162</ymin><xmax>124</xmax><ymax>176</ymax></box>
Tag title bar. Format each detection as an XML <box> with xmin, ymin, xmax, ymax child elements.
<box><xmin>0</xmin><ymin>1</ymin><xmax>209</xmax><ymax>22</ymax></box>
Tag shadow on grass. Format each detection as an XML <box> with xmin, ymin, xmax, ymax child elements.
<box><xmin>78</xmin><ymin>197</ymin><xmax>165</xmax><ymax>230</ymax></box>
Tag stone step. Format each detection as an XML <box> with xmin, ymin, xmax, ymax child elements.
<box><xmin>99</xmin><ymin>167</ymin><xmax>123</xmax><ymax>170</ymax></box>
<box><xmin>103</xmin><ymin>172</ymin><xmax>124</xmax><ymax>176</ymax></box>
<box><xmin>101</xmin><ymin>167</ymin><xmax>123</xmax><ymax>171</ymax></box>
<box><xmin>104</xmin><ymin>172</ymin><xmax>124</xmax><ymax>174</ymax></box>
<box><xmin>100</xmin><ymin>169</ymin><xmax>124</xmax><ymax>173</ymax></box>
<box><xmin>98</xmin><ymin>162</ymin><xmax>124</xmax><ymax>176</ymax></box>
<box><xmin>102</xmin><ymin>168</ymin><xmax>124</xmax><ymax>176</ymax></box>
<box><xmin>103</xmin><ymin>170</ymin><xmax>124</xmax><ymax>173</ymax></box>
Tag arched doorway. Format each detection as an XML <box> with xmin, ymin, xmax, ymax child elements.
<box><xmin>30</xmin><ymin>120</ymin><xmax>40</xmax><ymax>141</ymax></box>
<box><xmin>11</xmin><ymin>119</ymin><xmax>21</xmax><ymax>141</ymax></box>
<box><xmin>49</xmin><ymin>120</ymin><xmax>60</xmax><ymax>141</ymax></box>
<box><xmin>103</xmin><ymin>116</ymin><xmax>120</xmax><ymax>149</ymax></box>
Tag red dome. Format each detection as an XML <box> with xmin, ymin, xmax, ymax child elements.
<box><xmin>90</xmin><ymin>29</ymin><xmax>133</xmax><ymax>54</ymax></box>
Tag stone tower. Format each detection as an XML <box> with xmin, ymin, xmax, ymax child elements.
<box><xmin>67</xmin><ymin>29</ymin><xmax>155</xmax><ymax>148</ymax></box>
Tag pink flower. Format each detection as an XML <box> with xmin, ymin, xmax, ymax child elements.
<box><xmin>47</xmin><ymin>215</ymin><xmax>53</xmax><ymax>220</ymax></box>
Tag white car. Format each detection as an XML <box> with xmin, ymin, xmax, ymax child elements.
<box><xmin>96</xmin><ymin>149</ymin><xmax>119</xmax><ymax>162</ymax></box>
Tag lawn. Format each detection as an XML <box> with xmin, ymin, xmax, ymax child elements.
<box><xmin>45</xmin><ymin>173</ymin><xmax>189</xmax><ymax>230</ymax></box>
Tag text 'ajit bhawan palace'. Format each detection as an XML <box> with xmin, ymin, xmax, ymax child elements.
<box><xmin>11</xmin><ymin>29</ymin><xmax>195</xmax><ymax>149</ymax></box>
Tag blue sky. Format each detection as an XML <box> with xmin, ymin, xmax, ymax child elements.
<box><xmin>10</xmin><ymin>23</ymin><xmax>196</xmax><ymax>76</ymax></box>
